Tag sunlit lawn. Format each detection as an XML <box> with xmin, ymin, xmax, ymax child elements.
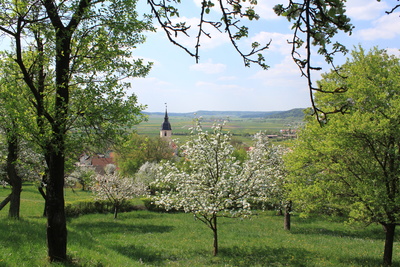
<box><xmin>0</xmin><ymin>184</ymin><xmax>398</xmax><ymax>266</ymax></box>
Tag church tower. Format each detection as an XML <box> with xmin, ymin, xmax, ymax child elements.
<box><xmin>160</xmin><ymin>104</ymin><xmax>172</xmax><ymax>138</ymax></box>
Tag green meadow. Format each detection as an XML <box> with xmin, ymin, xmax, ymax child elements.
<box><xmin>134</xmin><ymin>114</ymin><xmax>302</xmax><ymax>144</ymax></box>
<box><xmin>1</xmin><ymin>184</ymin><xmax>398</xmax><ymax>266</ymax></box>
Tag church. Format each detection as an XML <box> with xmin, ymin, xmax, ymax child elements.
<box><xmin>160</xmin><ymin>106</ymin><xmax>172</xmax><ymax>139</ymax></box>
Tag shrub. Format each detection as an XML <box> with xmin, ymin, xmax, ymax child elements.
<box><xmin>65</xmin><ymin>199</ymin><xmax>143</xmax><ymax>217</ymax></box>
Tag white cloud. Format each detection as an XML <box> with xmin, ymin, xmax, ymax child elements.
<box><xmin>356</xmin><ymin>12</ymin><xmax>400</xmax><ymax>40</ymax></box>
<box><xmin>386</xmin><ymin>48</ymin><xmax>400</xmax><ymax>57</ymax></box>
<box><xmin>345</xmin><ymin>0</ymin><xmax>388</xmax><ymax>20</ymax></box>
<box><xmin>190</xmin><ymin>59</ymin><xmax>226</xmax><ymax>74</ymax></box>
<box><xmin>250</xmin><ymin>31</ymin><xmax>293</xmax><ymax>55</ymax></box>
<box><xmin>254</xmin><ymin>0</ymin><xmax>284</xmax><ymax>20</ymax></box>
<box><xmin>218</xmin><ymin>76</ymin><xmax>237</xmax><ymax>81</ymax></box>
<box><xmin>251</xmin><ymin>55</ymin><xmax>308</xmax><ymax>90</ymax></box>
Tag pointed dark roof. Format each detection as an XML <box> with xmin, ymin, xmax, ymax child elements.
<box><xmin>161</xmin><ymin>108</ymin><xmax>172</xmax><ymax>131</ymax></box>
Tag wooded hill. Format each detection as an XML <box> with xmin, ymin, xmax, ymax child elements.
<box><xmin>144</xmin><ymin>108</ymin><xmax>306</xmax><ymax>119</ymax></box>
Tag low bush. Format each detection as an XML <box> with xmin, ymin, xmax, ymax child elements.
<box><xmin>65</xmin><ymin>199</ymin><xmax>144</xmax><ymax>217</ymax></box>
<box><xmin>141</xmin><ymin>197</ymin><xmax>169</xmax><ymax>212</ymax></box>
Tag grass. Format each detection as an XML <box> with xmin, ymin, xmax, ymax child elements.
<box><xmin>0</xmin><ymin>184</ymin><xmax>399</xmax><ymax>266</ymax></box>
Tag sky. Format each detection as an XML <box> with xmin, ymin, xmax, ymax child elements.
<box><xmin>128</xmin><ymin>0</ymin><xmax>400</xmax><ymax>113</ymax></box>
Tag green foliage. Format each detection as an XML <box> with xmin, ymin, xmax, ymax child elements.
<box><xmin>286</xmin><ymin>46</ymin><xmax>400</xmax><ymax>265</ymax></box>
<box><xmin>116</xmin><ymin>134</ymin><xmax>174</xmax><ymax>176</ymax></box>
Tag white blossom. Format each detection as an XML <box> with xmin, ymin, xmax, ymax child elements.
<box><xmin>91</xmin><ymin>172</ymin><xmax>146</xmax><ymax>218</ymax></box>
<box><xmin>151</xmin><ymin>121</ymin><xmax>285</xmax><ymax>255</ymax></box>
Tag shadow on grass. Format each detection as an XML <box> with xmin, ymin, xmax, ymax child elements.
<box><xmin>291</xmin><ymin>225</ymin><xmax>384</xmax><ymax>240</ymax></box>
<box><xmin>0</xmin><ymin>218</ymin><xmax>45</xmax><ymax>250</ymax></box>
<box><xmin>340</xmin><ymin>256</ymin><xmax>387</xmax><ymax>267</ymax></box>
<box><xmin>73</xmin><ymin>221</ymin><xmax>174</xmax><ymax>235</ymax></box>
<box><xmin>112</xmin><ymin>244</ymin><xmax>169</xmax><ymax>264</ymax></box>
<box><xmin>218</xmin><ymin>245</ymin><xmax>311</xmax><ymax>267</ymax></box>
<box><xmin>290</xmin><ymin>217</ymin><xmax>384</xmax><ymax>241</ymax></box>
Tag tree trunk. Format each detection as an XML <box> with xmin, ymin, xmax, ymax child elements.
<box><xmin>212</xmin><ymin>216</ymin><xmax>218</xmax><ymax>256</ymax></box>
<box><xmin>44</xmin><ymin>20</ymin><xmax>72</xmax><ymax>262</ymax></box>
<box><xmin>382</xmin><ymin>223</ymin><xmax>396</xmax><ymax>266</ymax></box>
<box><xmin>46</xmin><ymin>151</ymin><xmax>67</xmax><ymax>262</ymax></box>
<box><xmin>114</xmin><ymin>204</ymin><xmax>119</xmax><ymax>219</ymax></box>
<box><xmin>284</xmin><ymin>200</ymin><xmax>292</xmax><ymax>231</ymax></box>
<box><xmin>38</xmin><ymin>183</ymin><xmax>47</xmax><ymax>217</ymax></box>
<box><xmin>8</xmin><ymin>180</ymin><xmax>22</xmax><ymax>219</ymax></box>
<box><xmin>0</xmin><ymin>194</ymin><xmax>12</xmax><ymax>210</ymax></box>
<box><xmin>6</xmin><ymin>130</ymin><xmax>21</xmax><ymax>219</ymax></box>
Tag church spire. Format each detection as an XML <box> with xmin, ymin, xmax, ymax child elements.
<box><xmin>160</xmin><ymin>103</ymin><xmax>172</xmax><ymax>138</ymax></box>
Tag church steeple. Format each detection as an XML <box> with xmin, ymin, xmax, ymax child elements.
<box><xmin>160</xmin><ymin>103</ymin><xmax>172</xmax><ymax>138</ymax></box>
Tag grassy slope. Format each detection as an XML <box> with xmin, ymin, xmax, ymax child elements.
<box><xmin>0</xmin><ymin>184</ymin><xmax>398</xmax><ymax>266</ymax></box>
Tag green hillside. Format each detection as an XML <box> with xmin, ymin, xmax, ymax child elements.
<box><xmin>144</xmin><ymin>108</ymin><xmax>306</xmax><ymax>119</ymax></box>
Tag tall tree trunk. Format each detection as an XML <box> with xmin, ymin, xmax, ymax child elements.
<box><xmin>6</xmin><ymin>130</ymin><xmax>21</xmax><ymax>219</ymax></box>
<box><xmin>382</xmin><ymin>223</ymin><xmax>396</xmax><ymax>266</ymax></box>
<box><xmin>284</xmin><ymin>200</ymin><xmax>292</xmax><ymax>231</ymax></box>
<box><xmin>42</xmin><ymin>13</ymin><xmax>72</xmax><ymax>259</ymax></box>
<box><xmin>212</xmin><ymin>216</ymin><xmax>218</xmax><ymax>256</ymax></box>
<box><xmin>46</xmin><ymin>33</ymin><xmax>70</xmax><ymax>261</ymax></box>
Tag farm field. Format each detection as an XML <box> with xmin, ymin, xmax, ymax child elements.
<box><xmin>134</xmin><ymin>113</ymin><xmax>303</xmax><ymax>144</ymax></box>
<box><xmin>0</xmin><ymin>184</ymin><xmax>398</xmax><ymax>266</ymax></box>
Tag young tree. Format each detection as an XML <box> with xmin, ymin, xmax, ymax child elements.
<box><xmin>262</xmin><ymin>145</ymin><xmax>291</xmax><ymax>230</ymax></box>
<box><xmin>91</xmin><ymin>173</ymin><xmax>146</xmax><ymax>219</ymax></box>
<box><xmin>67</xmin><ymin>167</ymin><xmax>96</xmax><ymax>191</ymax></box>
<box><xmin>152</xmin><ymin>122</ymin><xmax>280</xmax><ymax>256</ymax></box>
<box><xmin>286</xmin><ymin>47</ymin><xmax>400</xmax><ymax>266</ymax></box>
<box><xmin>0</xmin><ymin>0</ymin><xmax>152</xmax><ymax>261</ymax></box>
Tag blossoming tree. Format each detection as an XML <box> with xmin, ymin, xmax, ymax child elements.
<box><xmin>91</xmin><ymin>173</ymin><xmax>145</xmax><ymax>219</ymax></box>
<box><xmin>152</xmin><ymin>122</ymin><xmax>283</xmax><ymax>256</ymax></box>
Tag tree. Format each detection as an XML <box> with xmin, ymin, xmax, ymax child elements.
<box><xmin>135</xmin><ymin>161</ymin><xmax>161</xmax><ymax>188</ymax></box>
<box><xmin>0</xmin><ymin>0</ymin><xmax>152</xmax><ymax>261</ymax></box>
<box><xmin>67</xmin><ymin>167</ymin><xmax>96</xmax><ymax>191</ymax></box>
<box><xmin>262</xmin><ymin>145</ymin><xmax>291</xmax><ymax>230</ymax></box>
<box><xmin>117</xmin><ymin>134</ymin><xmax>174</xmax><ymax>176</ymax></box>
<box><xmin>0</xmin><ymin>62</ymin><xmax>26</xmax><ymax>219</ymax></box>
<box><xmin>152</xmin><ymin>122</ymin><xmax>280</xmax><ymax>256</ymax></box>
<box><xmin>285</xmin><ymin>47</ymin><xmax>400</xmax><ymax>266</ymax></box>
<box><xmin>91</xmin><ymin>172</ymin><xmax>146</xmax><ymax>219</ymax></box>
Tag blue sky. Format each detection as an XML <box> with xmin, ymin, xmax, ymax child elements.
<box><xmin>129</xmin><ymin>0</ymin><xmax>400</xmax><ymax>113</ymax></box>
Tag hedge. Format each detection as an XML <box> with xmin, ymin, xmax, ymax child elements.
<box><xmin>65</xmin><ymin>199</ymin><xmax>145</xmax><ymax>217</ymax></box>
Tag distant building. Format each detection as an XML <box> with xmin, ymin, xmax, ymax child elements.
<box><xmin>77</xmin><ymin>151</ymin><xmax>116</xmax><ymax>175</ymax></box>
<box><xmin>160</xmin><ymin>106</ymin><xmax>172</xmax><ymax>139</ymax></box>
